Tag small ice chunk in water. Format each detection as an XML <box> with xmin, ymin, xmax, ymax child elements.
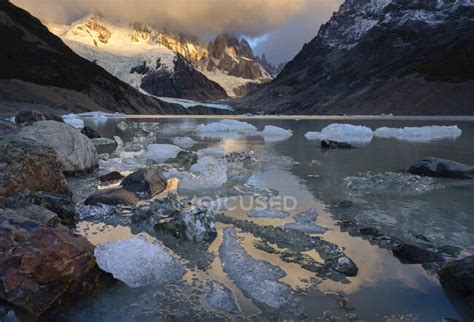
<box><xmin>94</xmin><ymin>237</ymin><xmax>185</xmax><ymax>288</ymax></box>
<box><xmin>304</xmin><ymin>132</ymin><xmax>324</xmax><ymax>140</ymax></box>
<box><xmin>284</xmin><ymin>209</ymin><xmax>327</xmax><ymax>234</ymax></box>
<box><xmin>260</xmin><ymin>126</ymin><xmax>293</xmax><ymax>142</ymax></box>
<box><xmin>197</xmin><ymin>146</ymin><xmax>225</xmax><ymax>158</ymax></box>
<box><xmin>305</xmin><ymin>124</ymin><xmax>373</xmax><ymax>144</ymax></box>
<box><xmin>219</xmin><ymin>228</ymin><xmax>303</xmax><ymax>314</ymax></box>
<box><xmin>248</xmin><ymin>207</ymin><xmax>289</xmax><ymax>219</ymax></box>
<box><xmin>62</xmin><ymin>114</ymin><xmax>84</xmax><ymax>129</ymax></box>
<box><xmin>196</xmin><ymin>120</ymin><xmax>258</xmax><ymax>138</ymax></box>
<box><xmin>204</xmin><ymin>280</ymin><xmax>240</xmax><ymax>314</ymax></box>
<box><xmin>374</xmin><ymin>126</ymin><xmax>462</xmax><ymax>142</ymax></box>
<box><xmin>172</xmin><ymin>136</ymin><xmax>197</xmax><ymax>149</ymax></box>
<box><xmin>143</xmin><ymin>144</ymin><xmax>182</xmax><ymax>161</ymax></box>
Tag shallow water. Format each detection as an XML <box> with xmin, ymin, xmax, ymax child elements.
<box><xmin>61</xmin><ymin>117</ymin><xmax>474</xmax><ymax>321</ymax></box>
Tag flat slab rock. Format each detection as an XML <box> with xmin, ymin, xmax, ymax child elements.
<box><xmin>408</xmin><ymin>157</ymin><xmax>474</xmax><ymax>179</ymax></box>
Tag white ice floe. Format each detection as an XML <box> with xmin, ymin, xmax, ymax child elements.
<box><xmin>196</xmin><ymin>120</ymin><xmax>258</xmax><ymax>138</ymax></box>
<box><xmin>62</xmin><ymin>114</ymin><xmax>84</xmax><ymax>129</ymax></box>
<box><xmin>374</xmin><ymin>126</ymin><xmax>462</xmax><ymax>142</ymax></box>
<box><xmin>94</xmin><ymin>237</ymin><xmax>185</xmax><ymax>288</ymax></box>
<box><xmin>197</xmin><ymin>146</ymin><xmax>225</xmax><ymax>158</ymax></box>
<box><xmin>260</xmin><ymin>125</ymin><xmax>293</xmax><ymax>142</ymax></box>
<box><xmin>172</xmin><ymin>136</ymin><xmax>197</xmax><ymax>149</ymax></box>
<box><xmin>165</xmin><ymin>156</ymin><xmax>228</xmax><ymax>191</ymax></box>
<box><xmin>305</xmin><ymin>123</ymin><xmax>374</xmax><ymax>144</ymax></box>
<box><xmin>143</xmin><ymin>144</ymin><xmax>182</xmax><ymax>161</ymax></box>
<box><xmin>219</xmin><ymin>228</ymin><xmax>302</xmax><ymax>313</ymax></box>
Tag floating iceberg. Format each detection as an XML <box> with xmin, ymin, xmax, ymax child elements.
<box><xmin>219</xmin><ymin>228</ymin><xmax>303</xmax><ymax>314</ymax></box>
<box><xmin>172</xmin><ymin>136</ymin><xmax>197</xmax><ymax>149</ymax></box>
<box><xmin>305</xmin><ymin>124</ymin><xmax>374</xmax><ymax>144</ymax></box>
<box><xmin>196</xmin><ymin>120</ymin><xmax>258</xmax><ymax>138</ymax></box>
<box><xmin>197</xmin><ymin>146</ymin><xmax>225</xmax><ymax>158</ymax></box>
<box><xmin>248</xmin><ymin>207</ymin><xmax>289</xmax><ymax>219</ymax></box>
<box><xmin>62</xmin><ymin>114</ymin><xmax>84</xmax><ymax>129</ymax></box>
<box><xmin>374</xmin><ymin>126</ymin><xmax>462</xmax><ymax>142</ymax></box>
<box><xmin>94</xmin><ymin>237</ymin><xmax>185</xmax><ymax>288</ymax></box>
<box><xmin>143</xmin><ymin>144</ymin><xmax>182</xmax><ymax>161</ymax></box>
<box><xmin>260</xmin><ymin>125</ymin><xmax>293</xmax><ymax>142</ymax></box>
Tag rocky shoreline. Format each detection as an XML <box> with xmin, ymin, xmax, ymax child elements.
<box><xmin>1</xmin><ymin>112</ymin><xmax>473</xmax><ymax>320</ymax></box>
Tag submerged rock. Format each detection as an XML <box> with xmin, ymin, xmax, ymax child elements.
<box><xmin>408</xmin><ymin>157</ymin><xmax>474</xmax><ymax>179</ymax></box>
<box><xmin>321</xmin><ymin>140</ymin><xmax>354</xmax><ymax>150</ymax></box>
<box><xmin>216</xmin><ymin>214</ymin><xmax>358</xmax><ymax>277</ymax></box>
<box><xmin>248</xmin><ymin>207</ymin><xmax>289</xmax><ymax>219</ymax></box>
<box><xmin>122</xmin><ymin>168</ymin><xmax>167</xmax><ymax>199</ymax></box>
<box><xmin>0</xmin><ymin>205</ymin><xmax>107</xmax><ymax>317</ymax></box>
<box><xmin>94</xmin><ymin>237</ymin><xmax>185</xmax><ymax>288</ymax></box>
<box><xmin>393</xmin><ymin>244</ymin><xmax>445</xmax><ymax>264</ymax></box>
<box><xmin>99</xmin><ymin>171</ymin><xmax>125</xmax><ymax>182</ymax></box>
<box><xmin>81</xmin><ymin>126</ymin><xmax>101</xmax><ymax>139</ymax></box>
<box><xmin>0</xmin><ymin>138</ymin><xmax>71</xmax><ymax>197</ymax></box>
<box><xmin>204</xmin><ymin>280</ymin><xmax>240</xmax><ymax>315</ymax></box>
<box><xmin>438</xmin><ymin>256</ymin><xmax>474</xmax><ymax>297</ymax></box>
<box><xmin>219</xmin><ymin>228</ymin><xmax>303</xmax><ymax>315</ymax></box>
<box><xmin>91</xmin><ymin>138</ymin><xmax>117</xmax><ymax>155</ymax></box>
<box><xmin>85</xmin><ymin>189</ymin><xmax>139</xmax><ymax>206</ymax></box>
<box><xmin>18</xmin><ymin>121</ymin><xmax>98</xmax><ymax>175</ymax></box>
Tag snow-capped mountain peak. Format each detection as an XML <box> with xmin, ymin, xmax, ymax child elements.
<box><xmin>46</xmin><ymin>14</ymin><xmax>273</xmax><ymax>98</ymax></box>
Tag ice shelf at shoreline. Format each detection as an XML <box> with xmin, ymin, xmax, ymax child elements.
<box><xmin>374</xmin><ymin>125</ymin><xmax>462</xmax><ymax>142</ymax></box>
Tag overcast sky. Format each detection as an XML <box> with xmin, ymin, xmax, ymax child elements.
<box><xmin>12</xmin><ymin>0</ymin><xmax>341</xmax><ymax>64</ymax></box>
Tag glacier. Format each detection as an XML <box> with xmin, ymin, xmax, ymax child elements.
<box><xmin>94</xmin><ymin>237</ymin><xmax>185</xmax><ymax>288</ymax></box>
<box><xmin>374</xmin><ymin>126</ymin><xmax>462</xmax><ymax>142</ymax></box>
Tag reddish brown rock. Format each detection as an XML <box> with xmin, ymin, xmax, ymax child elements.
<box><xmin>0</xmin><ymin>205</ymin><xmax>109</xmax><ymax>317</ymax></box>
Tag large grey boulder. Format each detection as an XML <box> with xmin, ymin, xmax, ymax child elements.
<box><xmin>408</xmin><ymin>157</ymin><xmax>474</xmax><ymax>179</ymax></box>
<box><xmin>18</xmin><ymin>121</ymin><xmax>98</xmax><ymax>175</ymax></box>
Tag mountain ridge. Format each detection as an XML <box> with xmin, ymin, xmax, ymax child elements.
<box><xmin>238</xmin><ymin>0</ymin><xmax>474</xmax><ymax>115</ymax></box>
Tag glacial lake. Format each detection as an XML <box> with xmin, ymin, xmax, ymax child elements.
<box><xmin>59</xmin><ymin>117</ymin><xmax>474</xmax><ymax>321</ymax></box>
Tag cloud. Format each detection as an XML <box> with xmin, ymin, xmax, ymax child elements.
<box><xmin>12</xmin><ymin>0</ymin><xmax>342</xmax><ymax>63</ymax></box>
